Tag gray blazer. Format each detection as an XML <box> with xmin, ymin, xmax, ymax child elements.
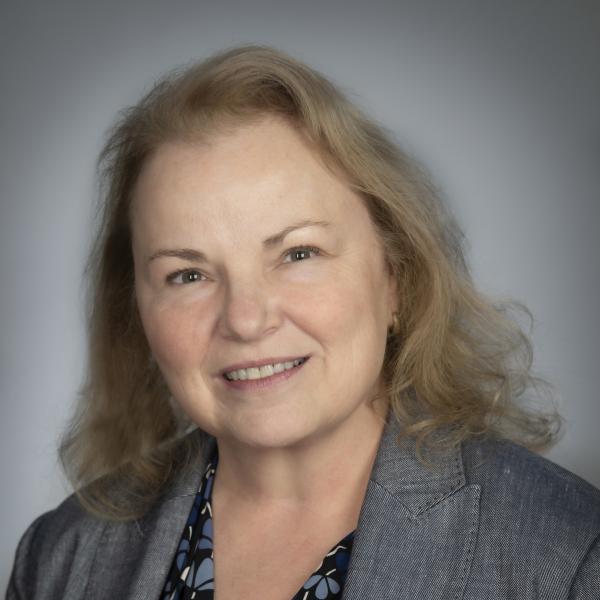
<box><xmin>7</xmin><ymin>418</ymin><xmax>600</xmax><ymax>599</ymax></box>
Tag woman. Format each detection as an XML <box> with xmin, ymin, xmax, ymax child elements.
<box><xmin>7</xmin><ymin>46</ymin><xmax>600</xmax><ymax>599</ymax></box>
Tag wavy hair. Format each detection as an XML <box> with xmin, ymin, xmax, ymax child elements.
<box><xmin>59</xmin><ymin>45</ymin><xmax>561</xmax><ymax>520</ymax></box>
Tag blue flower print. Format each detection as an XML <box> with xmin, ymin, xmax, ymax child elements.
<box><xmin>195</xmin><ymin>515</ymin><xmax>213</xmax><ymax>551</ymax></box>
<box><xmin>186</xmin><ymin>493</ymin><xmax>203</xmax><ymax>526</ymax></box>
<box><xmin>304</xmin><ymin>572</ymin><xmax>341</xmax><ymax>599</ymax></box>
<box><xmin>183</xmin><ymin>556</ymin><xmax>214</xmax><ymax>591</ymax></box>
<box><xmin>175</xmin><ymin>537</ymin><xmax>190</xmax><ymax>572</ymax></box>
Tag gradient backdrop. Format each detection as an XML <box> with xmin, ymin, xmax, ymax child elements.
<box><xmin>1</xmin><ymin>0</ymin><xmax>599</xmax><ymax>588</ymax></box>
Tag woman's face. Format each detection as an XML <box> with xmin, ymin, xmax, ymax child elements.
<box><xmin>131</xmin><ymin>117</ymin><xmax>397</xmax><ymax>449</ymax></box>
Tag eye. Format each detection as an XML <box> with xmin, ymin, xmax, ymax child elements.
<box><xmin>166</xmin><ymin>269</ymin><xmax>206</xmax><ymax>285</ymax></box>
<box><xmin>282</xmin><ymin>245</ymin><xmax>321</xmax><ymax>263</ymax></box>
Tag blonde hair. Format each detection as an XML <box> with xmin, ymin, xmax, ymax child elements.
<box><xmin>59</xmin><ymin>45</ymin><xmax>561</xmax><ymax>520</ymax></box>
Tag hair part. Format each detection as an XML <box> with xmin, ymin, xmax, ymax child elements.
<box><xmin>59</xmin><ymin>45</ymin><xmax>561</xmax><ymax>521</ymax></box>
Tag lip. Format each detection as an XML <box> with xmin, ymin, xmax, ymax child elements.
<box><xmin>219</xmin><ymin>355</ymin><xmax>309</xmax><ymax>377</ymax></box>
<box><xmin>220</xmin><ymin>356</ymin><xmax>310</xmax><ymax>391</ymax></box>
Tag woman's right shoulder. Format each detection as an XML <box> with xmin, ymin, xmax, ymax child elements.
<box><xmin>7</xmin><ymin>430</ymin><xmax>213</xmax><ymax>599</ymax></box>
<box><xmin>7</xmin><ymin>494</ymin><xmax>108</xmax><ymax>600</ymax></box>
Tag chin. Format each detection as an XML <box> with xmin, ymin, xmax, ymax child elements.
<box><xmin>226</xmin><ymin>412</ymin><xmax>322</xmax><ymax>450</ymax></box>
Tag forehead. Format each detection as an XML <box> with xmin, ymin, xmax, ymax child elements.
<box><xmin>131</xmin><ymin>117</ymin><xmax>375</xmax><ymax>245</ymax></box>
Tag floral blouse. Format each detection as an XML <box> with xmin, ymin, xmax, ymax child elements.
<box><xmin>161</xmin><ymin>451</ymin><xmax>355</xmax><ymax>600</ymax></box>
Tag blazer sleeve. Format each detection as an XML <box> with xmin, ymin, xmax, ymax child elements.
<box><xmin>6</xmin><ymin>512</ymin><xmax>50</xmax><ymax>599</ymax></box>
<box><xmin>568</xmin><ymin>534</ymin><xmax>600</xmax><ymax>599</ymax></box>
<box><xmin>5</xmin><ymin>497</ymin><xmax>107</xmax><ymax>600</ymax></box>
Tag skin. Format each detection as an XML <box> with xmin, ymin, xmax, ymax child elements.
<box><xmin>131</xmin><ymin>116</ymin><xmax>398</xmax><ymax>598</ymax></box>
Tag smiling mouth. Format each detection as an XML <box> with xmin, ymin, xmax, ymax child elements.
<box><xmin>223</xmin><ymin>357</ymin><xmax>309</xmax><ymax>381</ymax></box>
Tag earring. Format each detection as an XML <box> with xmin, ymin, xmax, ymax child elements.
<box><xmin>387</xmin><ymin>311</ymin><xmax>401</xmax><ymax>338</ymax></box>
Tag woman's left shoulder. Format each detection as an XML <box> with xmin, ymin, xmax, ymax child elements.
<box><xmin>460</xmin><ymin>436</ymin><xmax>600</xmax><ymax>595</ymax></box>
<box><xmin>461</xmin><ymin>436</ymin><xmax>600</xmax><ymax>521</ymax></box>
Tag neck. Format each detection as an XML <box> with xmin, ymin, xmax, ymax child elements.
<box><xmin>212</xmin><ymin>401</ymin><xmax>388</xmax><ymax>521</ymax></box>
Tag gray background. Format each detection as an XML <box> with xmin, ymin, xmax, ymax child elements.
<box><xmin>1</xmin><ymin>0</ymin><xmax>599</xmax><ymax>588</ymax></box>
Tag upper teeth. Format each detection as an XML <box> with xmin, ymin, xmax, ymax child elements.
<box><xmin>224</xmin><ymin>358</ymin><xmax>306</xmax><ymax>381</ymax></box>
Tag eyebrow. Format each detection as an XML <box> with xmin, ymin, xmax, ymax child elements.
<box><xmin>148</xmin><ymin>219</ymin><xmax>332</xmax><ymax>263</ymax></box>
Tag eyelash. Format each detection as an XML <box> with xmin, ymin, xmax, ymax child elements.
<box><xmin>165</xmin><ymin>245</ymin><xmax>321</xmax><ymax>285</ymax></box>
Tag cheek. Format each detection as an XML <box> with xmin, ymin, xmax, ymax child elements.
<box><xmin>138</xmin><ymin>300</ymin><xmax>210</xmax><ymax>372</ymax></box>
<box><xmin>290</xmin><ymin>264</ymin><xmax>387</xmax><ymax>350</ymax></box>
<box><xmin>313</xmin><ymin>266</ymin><xmax>389</xmax><ymax>374</ymax></box>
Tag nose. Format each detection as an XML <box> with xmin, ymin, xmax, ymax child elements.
<box><xmin>218</xmin><ymin>276</ymin><xmax>282</xmax><ymax>342</ymax></box>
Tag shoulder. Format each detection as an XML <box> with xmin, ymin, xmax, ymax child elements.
<box><xmin>7</xmin><ymin>494</ymin><xmax>108</xmax><ymax>599</ymax></box>
<box><xmin>462</xmin><ymin>436</ymin><xmax>600</xmax><ymax>527</ymax></box>
<box><xmin>461</xmin><ymin>437</ymin><xmax>600</xmax><ymax>597</ymax></box>
<box><xmin>7</xmin><ymin>430</ymin><xmax>212</xmax><ymax>599</ymax></box>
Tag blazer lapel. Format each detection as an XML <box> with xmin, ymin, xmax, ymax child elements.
<box><xmin>86</xmin><ymin>432</ymin><xmax>215</xmax><ymax>600</ymax></box>
<box><xmin>342</xmin><ymin>418</ymin><xmax>481</xmax><ymax>600</ymax></box>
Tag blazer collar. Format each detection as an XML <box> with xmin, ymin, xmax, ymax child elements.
<box><xmin>368</xmin><ymin>415</ymin><xmax>466</xmax><ymax>515</ymax></box>
<box><xmin>342</xmin><ymin>415</ymin><xmax>480</xmax><ymax>600</ymax></box>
